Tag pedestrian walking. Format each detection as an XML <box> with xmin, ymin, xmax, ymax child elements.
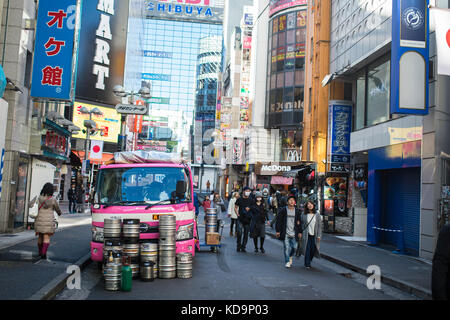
<box><xmin>228</xmin><ymin>191</ymin><xmax>239</xmax><ymax>237</ymax></box>
<box><xmin>211</xmin><ymin>192</ymin><xmax>226</xmax><ymax>233</ymax></box>
<box><xmin>193</xmin><ymin>192</ymin><xmax>200</xmax><ymax>220</ymax></box>
<box><xmin>67</xmin><ymin>184</ymin><xmax>77</xmax><ymax>214</ymax></box>
<box><xmin>206</xmin><ymin>180</ymin><xmax>211</xmax><ymax>193</ymax></box>
<box><xmin>300</xmin><ymin>200</ymin><xmax>322</xmax><ymax>269</ymax></box>
<box><xmin>432</xmin><ymin>223</ymin><xmax>450</xmax><ymax>300</ymax></box>
<box><xmin>235</xmin><ymin>186</ymin><xmax>254</xmax><ymax>252</ymax></box>
<box><xmin>250</xmin><ymin>192</ymin><xmax>269</xmax><ymax>253</ymax></box>
<box><xmin>29</xmin><ymin>183</ymin><xmax>62</xmax><ymax>259</ymax></box>
<box><xmin>275</xmin><ymin>194</ymin><xmax>302</xmax><ymax>268</ymax></box>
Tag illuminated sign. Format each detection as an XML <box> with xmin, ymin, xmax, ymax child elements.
<box><xmin>145</xmin><ymin>0</ymin><xmax>224</xmax><ymax>23</ymax></box>
<box><xmin>72</xmin><ymin>101</ymin><xmax>121</xmax><ymax>143</ymax></box>
<box><xmin>269</xmin><ymin>0</ymin><xmax>307</xmax><ymax>17</ymax></box>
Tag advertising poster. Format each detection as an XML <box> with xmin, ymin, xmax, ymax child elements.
<box><xmin>297</xmin><ymin>10</ymin><xmax>307</xmax><ymax>27</ymax></box>
<box><xmin>75</xmin><ymin>0</ymin><xmax>129</xmax><ymax>106</ymax></box>
<box><xmin>72</xmin><ymin>101</ymin><xmax>121</xmax><ymax>143</ymax></box>
<box><xmin>324</xmin><ymin>176</ymin><xmax>348</xmax><ymax>217</ymax></box>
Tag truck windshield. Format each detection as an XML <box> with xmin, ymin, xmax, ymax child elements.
<box><xmin>96</xmin><ymin>167</ymin><xmax>190</xmax><ymax>205</ymax></box>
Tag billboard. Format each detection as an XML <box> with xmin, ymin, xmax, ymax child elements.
<box><xmin>72</xmin><ymin>101</ymin><xmax>121</xmax><ymax>143</ymax></box>
<box><xmin>269</xmin><ymin>0</ymin><xmax>307</xmax><ymax>17</ymax></box>
<box><xmin>31</xmin><ymin>0</ymin><xmax>77</xmax><ymax>100</ymax></box>
<box><xmin>75</xmin><ymin>0</ymin><xmax>130</xmax><ymax>106</ymax></box>
<box><xmin>145</xmin><ymin>0</ymin><xmax>224</xmax><ymax>24</ymax></box>
<box><xmin>390</xmin><ymin>0</ymin><xmax>429</xmax><ymax>115</ymax></box>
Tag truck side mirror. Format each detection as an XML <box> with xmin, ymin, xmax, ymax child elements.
<box><xmin>176</xmin><ymin>180</ymin><xmax>186</xmax><ymax>198</ymax></box>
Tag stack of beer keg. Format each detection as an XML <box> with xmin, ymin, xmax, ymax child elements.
<box><xmin>140</xmin><ymin>240</ymin><xmax>158</xmax><ymax>281</ymax></box>
<box><xmin>103</xmin><ymin>218</ymin><xmax>123</xmax><ymax>291</ymax></box>
<box><xmin>158</xmin><ymin>214</ymin><xmax>176</xmax><ymax>279</ymax></box>
<box><xmin>122</xmin><ymin>219</ymin><xmax>141</xmax><ymax>279</ymax></box>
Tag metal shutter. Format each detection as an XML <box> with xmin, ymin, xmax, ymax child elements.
<box><xmin>381</xmin><ymin>168</ymin><xmax>420</xmax><ymax>254</ymax></box>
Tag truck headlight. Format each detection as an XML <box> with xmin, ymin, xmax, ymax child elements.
<box><xmin>92</xmin><ymin>226</ymin><xmax>104</xmax><ymax>243</ymax></box>
<box><xmin>176</xmin><ymin>223</ymin><xmax>194</xmax><ymax>241</ymax></box>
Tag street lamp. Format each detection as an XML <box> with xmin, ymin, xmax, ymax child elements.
<box><xmin>79</xmin><ymin>107</ymin><xmax>104</xmax><ymax>213</ymax></box>
<box><xmin>113</xmin><ymin>84</ymin><xmax>152</xmax><ymax>151</ymax></box>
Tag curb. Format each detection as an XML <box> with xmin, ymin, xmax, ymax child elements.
<box><xmin>28</xmin><ymin>253</ymin><xmax>92</xmax><ymax>300</ymax></box>
<box><xmin>265</xmin><ymin>229</ymin><xmax>432</xmax><ymax>300</ymax></box>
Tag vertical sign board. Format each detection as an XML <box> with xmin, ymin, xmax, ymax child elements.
<box><xmin>75</xmin><ymin>0</ymin><xmax>130</xmax><ymax>106</ymax></box>
<box><xmin>31</xmin><ymin>0</ymin><xmax>77</xmax><ymax>100</ymax></box>
<box><xmin>327</xmin><ymin>101</ymin><xmax>352</xmax><ymax>173</ymax></box>
<box><xmin>391</xmin><ymin>0</ymin><xmax>429</xmax><ymax>115</ymax></box>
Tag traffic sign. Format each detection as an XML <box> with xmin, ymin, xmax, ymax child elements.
<box><xmin>115</xmin><ymin>104</ymin><xmax>148</xmax><ymax>115</ymax></box>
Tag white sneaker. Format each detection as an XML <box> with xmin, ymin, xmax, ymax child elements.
<box><xmin>285</xmin><ymin>261</ymin><xmax>292</xmax><ymax>268</ymax></box>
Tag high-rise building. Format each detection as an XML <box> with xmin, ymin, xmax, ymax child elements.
<box><xmin>141</xmin><ymin>0</ymin><xmax>224</xmax><ymax>156</ymax></box>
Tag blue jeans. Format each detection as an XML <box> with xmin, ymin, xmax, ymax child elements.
<box><xmin>304</xmin><ymin>235</ymin><xmax>316</xmax><ymax>267</ymax></box>
<box><xmin>236</xmin><ymin>220</ymin><xmax>250</xmax><ymax>250</ymax></box>
<box><xmin>283</xmin><ymin>236</ymin><xmax>298</xmax><ymax>263</ymax></box>
<box><xmin>69</xmin><ymin>200</ymin><xmax>76</xmax><ymax>213</ymax></box>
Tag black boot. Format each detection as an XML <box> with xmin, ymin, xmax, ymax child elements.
<box><xmin>260</xmin><ymin>238</ymin><xmax>265</xmax><ymax>253</ymax></box>
<box><xmin>253</xmin><ymin>238</ymin><xmax>258</xmax><ymax>252</ymax></box>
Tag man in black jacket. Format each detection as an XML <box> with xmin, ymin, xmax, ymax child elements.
<box><xmin>432</xmin><ymin>224</ymin><xmax>450</xmax><ymax>300</ymax></box>
<box><xmin>67</xmin><ymin>184</ymin><xmax>76</xmax><ymax>214</ymax></box>
<box><xmin>235</xmin><ymin>186</ymin><xmax>254</xmax><ymax>252</ymax></box>
<box><xmin>275</xmin><ymin>195</ymin><xmax>303</xmax><ymax>268</ymax></box>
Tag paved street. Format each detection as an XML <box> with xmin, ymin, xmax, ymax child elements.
<box><xmin>55</xmin><ymin>210</ymin><xmax>420</xmax><ymax>301</ymax></box>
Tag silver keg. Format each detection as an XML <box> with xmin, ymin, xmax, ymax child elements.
<box><xmin>140</xmin><ymin>242</ymin><xmax>158</xmax><ymax>261</ymax></box>
<box><xmin>122</xmin><ymin>219</ymin><xmax>140</xmax><ymax>238</ymax></box>
<box><xmin>159</xmin><ymin>215</ymin><xmax>176</xmax><ymax>236</ymax></box>
<box><xmin>130</xmin><ymin>256</ymin><xmax>140</xmax><ymax>279</ymax></box>
<box><xmin>104</xmin><ymin>218</ymin><xmax>122</xmax><ymax>238</ymax></box>
<box><xmin>159</xmin><ymin>265</ymin><xmax>176</xmax><ymax>279</ymax></box>
<box><xmin>140</xmin><ymin>261</ymin><xmax>156</xmax><ymax>282</ymax></box>
<box><xmin>205</xmin><ymin>208</ymin><xmax>217</xmax><ymax>233</ymax></box>
<box><xmin>104</xmin><ymin>262</ymin><xmax>121</xmax><ymax>291</ymax></box>
<box><xmin>103</xmin><ymin>239</ymin><xmax>123</xmax><ymax>262</ymax></box>
<box><xmin>122</xmin><ymin>243</ymin><xmax>140</xmax><ymax>258</ymax></box>
<box><xmin>176</xmin><ymin>253</ymin><xmax>193</xmax><ymax>279</ymax></box>
<box><xmin>158</xmin><ymin>214</ymin><xmax>176</xmax><ymax>279</ymax></box>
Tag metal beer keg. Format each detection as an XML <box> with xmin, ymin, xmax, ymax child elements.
<box><xmin>122</xmin><ymin>219</ymin><xmax>140</xmax><ymax>239</ymax></box>
<box><xmin>104</xmin><ymin>262</ymin><xmax>122</xmax><ymax>291</ymax></box>
<box><xmin>176</xmin><ymin>253</ymin><xmax>193</xmax><ymax>279</ymax></box>
<box><xmin>103</xmin><ymin>218</ymin><xmax>122</xmax><ymax>238</ymax></box>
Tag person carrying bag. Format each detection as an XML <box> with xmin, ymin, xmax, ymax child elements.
<box><xmin>32</xmin><ymin>183</ymin><xmax>63</xmax><ymax>259</ymax></box>
<box><xmin>297</xmin><ymin>200</ymin><xmax>322</xmax><ymax>269</ymax></box>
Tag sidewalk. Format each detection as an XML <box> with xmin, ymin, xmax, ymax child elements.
<box><xmin>0</xmin><ymin>204</ymin><xmax>92</xmax><ymax>300</ymax></box>
<box><xmin>265</xmin><ymin>223</ymin><xmax>433</xmax><ymax>299</ymax></box>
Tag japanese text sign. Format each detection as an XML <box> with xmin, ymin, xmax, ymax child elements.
<box><xmin>31</xmin><ymin>0</ymin><xmax>77</xmax><ymax>100</ymax></box>
<box><xmin>328</xmin><ymin>101</ymin><xmax>352</xmax><ymax>166</ymax></box>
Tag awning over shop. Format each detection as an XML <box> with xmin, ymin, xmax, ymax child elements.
<box><xmin>73</xmin><ymin>151</ymin><xmax>114</xmax><ymax>165</ymax></box>
<box><xmin>270</xmin><ymin>176</ymin><xmax>293</xmax><ymax>185</ymax></box>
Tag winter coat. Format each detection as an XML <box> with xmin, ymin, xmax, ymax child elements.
<box><xmin>250</xmin><ymin>203</ymin><xmax>269</xmax><ymax>238</ymax></box>
<box><xmin>432</xmin><ymin>224</ymin><xmax>450</xmax><ymax>300</ymax></box>
<box><xmin>275</xmin><ymin>206</ymin><xmax>302</xmax><ymax>241</ymax></box>
<box><xmin>67</xmin><ymin>188</ymin><xmax>76</xmax><ymax>201</ymax></box>
<box><xmin>228</xmin><ymin>197</ymin><xmax>238</xmax><ymax>219</ymax></box>
<box><xmin>34</xmin><ymin>196</ymin><xmax>62</xmax><ymax>234</ymax></box>
<box><xmin>300</xmin><ymin>211</ymin><xmax>322</xmax><ymax>258</ymax></box>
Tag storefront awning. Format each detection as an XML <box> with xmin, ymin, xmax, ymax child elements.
<box><xmin>270</xmin><ymin>176</ymin><xmax>293</xmax><ymax>185</ymax></box>
<box><xmin>73</xmin><ymin>151</ymin><xmax>114</xmax><ymax>165</ymax></box>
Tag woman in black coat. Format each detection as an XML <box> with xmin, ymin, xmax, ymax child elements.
<box><xmin>250</xmin><ymin>193</ymin><xmax>269</xmax><ymax>253</ymax></box>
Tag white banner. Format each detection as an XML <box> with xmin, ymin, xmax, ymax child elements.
<box><xmin>433</xmin><ymin>7</ymin><xmax>450</xmax><ymax>76</ymax></box>
<box><xmin>90</xmin><ymin>140</ymin><xmax>104</xmax><ymax>160</ymax></box>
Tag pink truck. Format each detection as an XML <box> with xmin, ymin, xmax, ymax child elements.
<box><xmin>90</xmin><ymin>152</ymin><xmax>198</xmax><ymax>263</ymax></box>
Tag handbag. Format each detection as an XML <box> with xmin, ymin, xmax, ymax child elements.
<box><xmin>29</xmin><ymin>197</ymin><xmax>51</xmax><ymax>219</ymax></box>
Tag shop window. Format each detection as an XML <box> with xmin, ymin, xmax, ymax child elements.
<box><xmin>354</xmin><ymin>55</ymin><xmax>391</xmax><ymax>130</ymax></box>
